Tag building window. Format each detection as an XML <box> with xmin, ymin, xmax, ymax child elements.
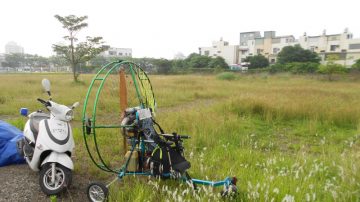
<box><xmin>213</xmin><ymin>46</ymin><xmax>217</xmax><ymax>48</ymax></box>
<box><xmin>330</xmin><ymin>45</ymin><xmax>339</xmax><ymax>51</ymax></box>
<box><xmin>257</xmin><ymin>49</ymin><xmax>263</xmax><ymax>54</ymax></box>
<box><xmin>213</xmin><ymin>54</ymin><xmax>217</xmax><ymax>56</ymax></box>
<box><xmin>349</xmin><ymin>44</ymin><xmax>360</xmax><ymax>50</ymax></box>
<box><xmin>204</xmin><ymin>51</ymin><xmax>210</xmax><ymax>56</ymax></box>
<box><xmin>273</xmin><ymin>48</ymin><xmax>280</xmax><ymax>54</ymax></box>
<box><xmin>119</xmin><ymin>53</ymin><xmax>123</xmax><ymax>56</ymax></box>
<box><xmin>217</xmin><ymin>51</ymin><xmax>221</xmax><ymax>53</ymax></box>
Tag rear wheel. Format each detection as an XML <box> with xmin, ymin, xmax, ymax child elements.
<box><xmin>39</xmin><ymin>163</ymin><xmax>72</xmax><ymax>195</ymax></box>
<box><xmin>87</xmin><ymin>182</ymin><xmax>109</xmax><ymax>202</ymax></box>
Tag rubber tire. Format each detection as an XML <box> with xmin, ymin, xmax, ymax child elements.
<box><xmin>39</xmin><ymin>163</ymin><xmax>72</xmax><ymax>195</ymax></box>
<box><xmin>87</xmin><ymin>182</ymin><xmax>109</xmax><ymax>202</ymax></box>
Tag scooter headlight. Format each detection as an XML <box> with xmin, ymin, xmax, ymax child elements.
<box><xmin>65</xmin><ymin>110</ymin><xmax>74</xmax><ymax>121</ymax></box>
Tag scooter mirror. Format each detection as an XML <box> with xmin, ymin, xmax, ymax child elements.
<box><xmin>72</xmin><ymin>102</ymin><xmax>80</xmax><ymax>109</ymax></box>
<box><xmin>41</xmin><ymin>79</ymin><xmax>51</xmax><ymax>96</ymax></box>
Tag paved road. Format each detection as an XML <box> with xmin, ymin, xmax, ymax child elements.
<box><xmin>0</xmin><ymin>164</ymin><xmax>90</xmax><ymax>202</ymax></box>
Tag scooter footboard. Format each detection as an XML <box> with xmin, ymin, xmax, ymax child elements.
<box><xmin>41</xmin><ymin>152</ymin><xmax>73</xmax><ymax>170</ymax></box>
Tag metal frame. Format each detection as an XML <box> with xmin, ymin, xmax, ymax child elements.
<box><xmin>82</xmin><ymin>60</ymin><xmax>155</xmax><ymax>173</ymax></box>
<box><xmin>82</xmin><ymin>61</ymin><xmax>237</xmax><ymax>196</ymax></box>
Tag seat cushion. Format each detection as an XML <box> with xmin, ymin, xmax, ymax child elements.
<box><xmin>29</xmin><ymin>112</ymin><xmax>49</xmax><ymax>141</ymax></box>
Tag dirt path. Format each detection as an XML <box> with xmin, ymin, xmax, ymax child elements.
<box><xmin>0</xmin><ymin>164</ymin><xmax>90</xmax><ymax>202</ymax></box>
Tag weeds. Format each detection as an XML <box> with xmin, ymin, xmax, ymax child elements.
<box><xmin>1</xmin><ymin>73</ymin><xmax>360</xmax><ymax>201</ymax></box>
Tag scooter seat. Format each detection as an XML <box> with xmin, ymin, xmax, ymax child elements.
<box><xmin>30</xmin><ymin>112</ymin><xmax>50</xmax><ymax>141</ymax></box>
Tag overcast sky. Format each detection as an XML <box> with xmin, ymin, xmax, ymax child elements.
<box><xmin>1</xmin><ymin>0</ymin><xmax>359</xmax><ymax>59</ymax></box>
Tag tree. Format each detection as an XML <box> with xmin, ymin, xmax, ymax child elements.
<box><xmin>4</xmin><ymin>53</ymin><xmax>25</xmax><ymax>68</ymax></box>
<box><xmin>49</xmin><ymin>55</ymin><xmax>67</xmax><ymax>67</ymax></box>
<box><xmin>185</xmin><ymin>53</ymin><xmax>211</xmax><ymax>68</ymax></box>
<box><xmin>277</xmin><ymin>45</ymin><xmax>320</xmax><ymax>64</ymax></box>
<box><xmin>52</xmin><ymin>15</ymin><xmax>107</xmax><ymax>81</ymax></box>
<box><xmin>209</xmin><ymin>56</ymin><xmax>228</xmax><ymax>69</ymax></box>
<box><xmin>318</xmin><ymin>62</ymin><xmax>347</xmax><ymax>81</ymax></box>
<box><xmin>172</xmin><ymin>59</ymin><xmax>185</xmax><ymax>69</ymax></box>
<box><xmin>89</xmin><ymin>55</ymin><xmax>109</xmax><ymax>67</ymax></box>
<box><xmin>153</xmin><ymin>58</ymin><xmax>172</xmax><ymax>74</ymax></box>
<box><xmin>352</xmin><ymin>59</ymin><xmax>360</xmax><ymax>69</ymax></box>
<box><xmin>25</xmin><ymin>54</ymin><xmax>49</xmax><ymax>68</ymax></box>
<box><xmin>244</xmin><ymin>55</ymin><xmax>269</xmax><ymax>69</ymax></box>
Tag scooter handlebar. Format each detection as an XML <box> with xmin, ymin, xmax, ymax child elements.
<box><xmin>37</xmin><ymin>98</ymin><xmax>51</xmax><ymax>107</ymax></box>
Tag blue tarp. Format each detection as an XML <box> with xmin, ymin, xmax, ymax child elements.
<box><xmin>0</xmin><ymin>120</ymin><xmax>25</xmax><ymax>166</ymax></box>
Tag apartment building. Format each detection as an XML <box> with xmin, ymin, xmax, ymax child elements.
<box><xmin>5</xmin><ymin>41</ymin><xmax>24</xmax><ymax>54</ymax></box>
<box><xmin>100</xmin><ymin>46</ymin><xmax>132</xmax><ymax>58</ymax></box>
<box><xmin>239</xmin><ymin>31</ymin><xmax>297</xmax><ymax>64</ymax></box>
<box><xmin>238</xmin><ymin>29</ymin><xmax>360</xmax><ymax>66</ymax></box>
<box><xmin>298</xmin><ymin>29</ymin><xmax>360</xmax><ymax>66</ymax></box>
<box><xmin>198</xmin><ymin>38</ymin><xmax>239</xmax><ymax>65</ymax></box>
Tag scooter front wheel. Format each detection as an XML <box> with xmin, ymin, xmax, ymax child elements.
<box><xmin>39</xmin><ymin>163</ymin><xmax>72</xmax><ymax>195</ymax></box>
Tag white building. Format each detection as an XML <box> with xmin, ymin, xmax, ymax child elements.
<box><xmin>298</xmin><ymin>29</ymin><xmax>360</xmax><ymax>66</ymax></box>
<box><xmin>101</xmin><ymin>46</ymin><xmax>132</xmax><ymax>58</ymax></box>
<box><xmin>239</xmin><ymin>31</ymin><xmax>297</xmax><ymax>64</ymax></box>
<box><xmin>5</xmin><ymin>41</ymin><xmax>24</xmax><ymax>54</ymax></box>
<box><xmin>199</xmin><ymin>29</ymin><xmax>360</xmax><ymax>68</ymax></box>
<box><xmin>199</xmin><ymin>38</ymin><xmax>239</xmax><ymax>65</ymax></box>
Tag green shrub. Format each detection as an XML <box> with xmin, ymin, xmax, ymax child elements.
<box><xmin>216</xmin><ymin>72</ymin><xmax>237</xmax><ymax>80</ymax></box>
<box><xmin>352</xmin><ymin>59</ymin><xmax>360</xmax><ymax>69</ymax></box>
<box><xmin>289</xmin><ymin>62</ymin><xmax>319</xmax><ymax>74</ymax></box>
<box><xmin>270</xmin><ymin>62</ymin><xmax>319</xmax><ymax>74</ymax></box>
<box><xmin>318</xmin><ymin>62</ymin><xmax>348</xmax><ymax>81</ymax></box>
<box><xmin>244</xmin><ymin>55</ymin><xmax>269</xmax><ymax>69</ymax></box>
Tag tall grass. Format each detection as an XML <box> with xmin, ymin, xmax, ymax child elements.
<box><xmin>1</xmin><ymin>73</ymin><xmax>360</xmax><ymax>201</ymax></box>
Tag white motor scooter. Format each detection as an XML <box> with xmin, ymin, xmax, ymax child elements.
<box><xmin>17</xmin><ymin>79</ymin><xmax>79</xmax><ymax>195</ymax></box>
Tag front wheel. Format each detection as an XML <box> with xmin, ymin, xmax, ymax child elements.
<box><xmin>39</xmin><ymin>163</ymin><xmax>72</xmax><ymax>195</ymax></box>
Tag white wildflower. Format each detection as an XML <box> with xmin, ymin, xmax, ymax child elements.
<box><xmin>281</xmin><ymin>194</ymin><xmax>295</xmax><ymax>202</ymax></box>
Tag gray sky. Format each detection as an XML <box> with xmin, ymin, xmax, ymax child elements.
<box><xmin>1</xmin><ymin>0</ymin><xmax>359</xmax><ymax>59</ymax></box>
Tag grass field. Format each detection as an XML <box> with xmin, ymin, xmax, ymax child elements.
<box><xmin>1</xmin><ymin>73</ymin><xmax>360</xmax><ymax>201</ymax></box>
